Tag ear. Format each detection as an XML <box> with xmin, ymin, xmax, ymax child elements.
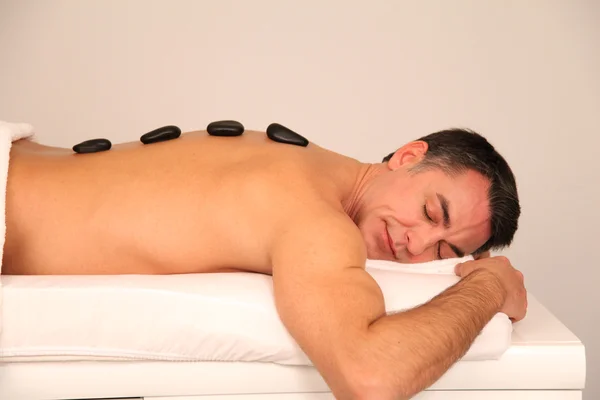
<box><xmin>386</xmin><ymin>141</ymin><xmax>428</xmax><ymax>171</ymax></box>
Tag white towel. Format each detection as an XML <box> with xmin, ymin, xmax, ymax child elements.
<box><xmin>0</xmin><ymin>120</ymin><xmax>36</xmax><ymax>333</ymax></box>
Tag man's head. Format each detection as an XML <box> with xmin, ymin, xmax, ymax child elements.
<box><xmin>355</xmin><ymin>128</ymin><xmax>520</xmax><ymax>263</ymax></box>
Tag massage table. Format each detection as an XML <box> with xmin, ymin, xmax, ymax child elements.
<box><xmin>0</xmin><ymin>257</ymin><xmax>586</xmax><ymax>400</ymax></box>
<box><xmin>0</xmin><ymin>123</ymin><xmax>585</xmax><ymax>399</ymax></box>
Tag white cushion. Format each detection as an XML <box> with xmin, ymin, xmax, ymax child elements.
<box><xmin>0</xmin><ymin>257</ymin><xmax>511</xmax><ymax>364</ymax></box>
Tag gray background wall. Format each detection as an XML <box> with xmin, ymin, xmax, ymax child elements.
<box><xmin>1</xmin><ymin>0</ymin><xmax>598</xmax><ymax>397</ymax></box>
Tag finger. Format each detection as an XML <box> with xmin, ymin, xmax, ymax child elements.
<box><xmin>511</xmin><ymin>292</ymin><xmax>528</xmax><ymax>322</ymax></box>
<box><xmin>511</xmin><ymin>309</ymin><xmax>527</xmax><ymax>323</ymax></box>
<box><xmin>454</xmin><ymin>260</ymin><xmax>477</xmax><ymax>277</ymax></box>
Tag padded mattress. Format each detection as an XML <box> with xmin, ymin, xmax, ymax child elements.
<box><xmin>0</xmin><ymin>258</ymin><xmax>512</xmax><ymax>364</ymax></box>
<box><xmin>0</xmin><ymin>258</ymin><xmax>586</xmax><ymax>399</ymax></box>
<box><xmin>0</xmin><ymin>295</ymin><xmax>585</xmax><ymax>400</ymax></box>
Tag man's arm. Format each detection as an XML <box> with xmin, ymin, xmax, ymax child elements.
<box><xmin>271</xmin><ymin>211</ymin><xmax>523</xmax><ymax>400</ymax></box>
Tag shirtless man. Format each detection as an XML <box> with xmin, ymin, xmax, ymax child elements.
<box><xmin>2</xmin><ymin>122</ymin><xmax>526</xmax><ymax>400</ymax></box>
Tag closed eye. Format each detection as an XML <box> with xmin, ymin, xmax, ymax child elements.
<box><xmin>423</xmin><ymin>204</ymin><xmax>433</xmax><ymax>222</ymax></box>
<box><xmin>424</xmin><ymin>204</ymin><xmax>443</xmax><ymax>259</ymax></box>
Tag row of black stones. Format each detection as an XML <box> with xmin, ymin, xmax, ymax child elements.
<box><xmin>72</xmin><ymin>121</ymin><xmax>309</xmax><ymax>154</ymax></box>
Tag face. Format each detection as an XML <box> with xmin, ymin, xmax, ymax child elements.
<box><xmin>356</xmin><ymin>142</ymin><xmax>491</xmax><ymax>263</ymax></box>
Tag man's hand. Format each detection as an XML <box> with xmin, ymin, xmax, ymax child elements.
<box><xmin>455</xmin><ymin>256</ymin><xmax>528</xmax><ymax>322</ymax></box>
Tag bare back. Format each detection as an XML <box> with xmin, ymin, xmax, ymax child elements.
<box><xmin>3</xmin><ymin>130</ymin><xmax>356</xmax><ymax>275</ymax></box>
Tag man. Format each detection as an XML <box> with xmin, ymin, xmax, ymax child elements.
<box><xmin>3</xmin><ymin>124</ymin><xmax>526</xmax><ymax>399</ymax></box>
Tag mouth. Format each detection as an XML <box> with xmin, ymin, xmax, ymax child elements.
<box><xmin>385</xmin><ymin>227</ymin><xmax>397</xmax><ymax>259</ymax></box>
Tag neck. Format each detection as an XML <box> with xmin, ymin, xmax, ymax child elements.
<box><xmin>339</xmin><ymin>161</ymin><xmax>387</xmax><ymax>223</ymax></box>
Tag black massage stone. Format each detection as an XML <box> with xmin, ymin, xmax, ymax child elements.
<box><xmin>140</xmin><ymin>125</ymin><xmax>182</xmax><ymax>144</ymax></box>
<box><xmin>206</xmin><ymin>120</ymin><xmax>244</xmax><ymax>136</ymax></box>
<box><xmin>72</xmin><ymin>138</ymin><xmax>112</xmax><ymax>154</ymax></box>
<box><xmin>266</xmin><ymin>123</ymin><xmax>309</xmax><ymax>147</ymax></box>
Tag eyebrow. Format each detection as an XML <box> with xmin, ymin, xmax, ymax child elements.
<box><xmin>436</xmin><ymin>193</ymin><xmax>451</xmax><ymax>228</ymax></box>
<box><xmin>436</xmin><ymin>193</ymin><xmax>465</xmax><ymax>257</ymax></box>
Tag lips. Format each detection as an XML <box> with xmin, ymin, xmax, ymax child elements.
<box><xmin>385</xmin><ymin>228</ymin><xmax>397</xmax><ymax>259</ymax></box>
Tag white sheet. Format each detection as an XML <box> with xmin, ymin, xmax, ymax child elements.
<box><xmin>0</xmin><ymin>120</ymin><xmax>36</xmax><ymax>334</ymax></box>
<box><xmin>0</xmin><ymin>295</ymin><xmax>587</xmax><ymax>400</ymax></box>
<box><xmin>0</xmin><ymin>257</ymin><xmax>512</xmax><ymax>364</ymax></box>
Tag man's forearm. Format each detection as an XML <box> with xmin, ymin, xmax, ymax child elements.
<box><xmin>361</xmin><ymin>269</ymin><xmax>506</xmax><ymax>398</ymax></box>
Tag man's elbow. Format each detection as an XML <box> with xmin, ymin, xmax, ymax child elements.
<box><xmin>339</xmin><ymin>363</ymin><xmax>417</xmax><ymax>400</ymax></box>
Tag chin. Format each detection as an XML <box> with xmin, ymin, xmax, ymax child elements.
<box><xmin>359</xmin><ymin>231</ymin><xmax>380</xmax><ymax>260</ymax></box>
<box><xmin>365</xmin><ymin>239</ymin><xmax>394</xmax><ymax>261</ymax></box>
<box><xmin>369</xmin><ymin>252</ymin><xmax>394</xmax><ymax>261</ymax></box>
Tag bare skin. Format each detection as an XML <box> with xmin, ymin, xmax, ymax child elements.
<box><xmin>2</xmin><ymin>129</ymin><xmax>527</xmax><ymax>399</ymax></box>
<box><xmin>4</xmin><ymin>130</ymin><xmax>358</xmax><ymax>275</ymax></box>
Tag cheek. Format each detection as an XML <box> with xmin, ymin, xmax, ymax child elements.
<box><xmin>392</xmin><ymin>203</ymin><xmax>421</xmax><ymax>227</ymax></box>
<box><xmin>358</xmin><ymin>214</ymin><xmax>382</xmax><ymax>234</ymax></box>
<box><xmin>356</xmin><ymin>218</ymin><xmax>383</xmax><ymax>252</ymax></box>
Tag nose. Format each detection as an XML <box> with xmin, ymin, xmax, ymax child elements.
<box><xmin>406</xmin><ymin>230</ymin><xmax>427</xmax><ymax>256</ymax></box>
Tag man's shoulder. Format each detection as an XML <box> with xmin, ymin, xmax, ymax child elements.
<box><xmin>243</xmin><ymin>144</ymin><xmax>365</xmax><ymax>255</ymax></box>
<box><xmin>269</xmin><ymin>202</ymin><xmax>367</xmax><ymax>270</ymax></box>
<box><xmin>259</xmin><ymin>165</ymin><xmax>358</xmax><ymax>242</ymax></box>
